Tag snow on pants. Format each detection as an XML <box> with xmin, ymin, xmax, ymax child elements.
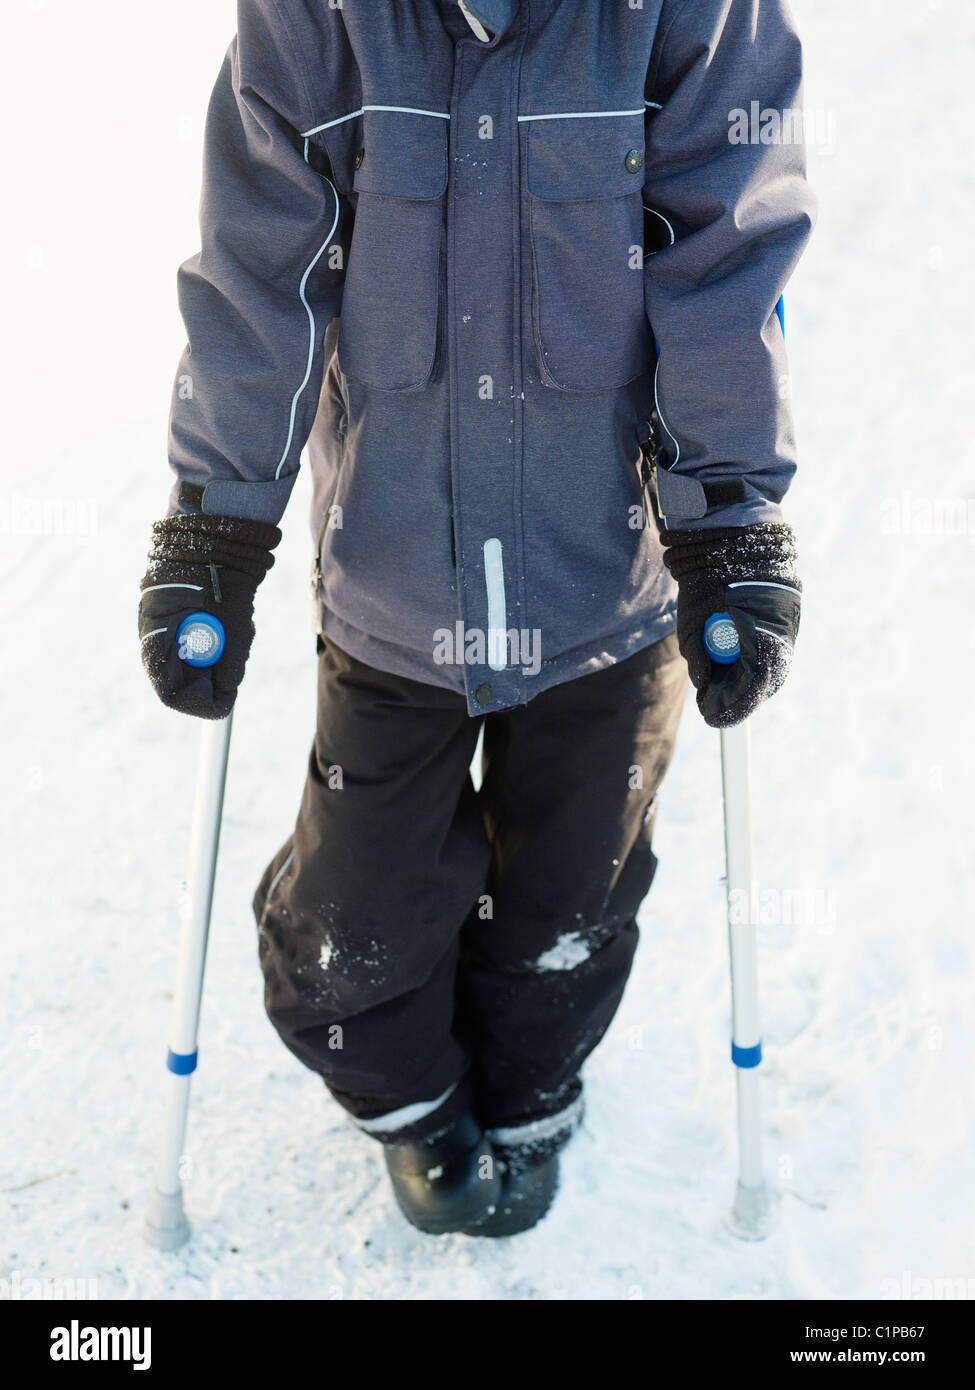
<box><xmin>254</xmin><ymin>631</ymin><xmax>687</xmax><ymax>1155</ymax></box>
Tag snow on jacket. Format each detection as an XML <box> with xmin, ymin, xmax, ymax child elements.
<box><xmin>168</xmin><ymin>0</ymin><xmax>816</xmax><ymax>716</ymax></box>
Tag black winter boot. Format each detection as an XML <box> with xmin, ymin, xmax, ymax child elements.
<box><xmin>383</xmin><ymin>1112</ymin><xmax>501</xmax><ymax>1235</ymax></box>
<box><xmin>463</xmin><ymin>1153</ymin><xmax>560</xmax><ymax>1238</ymax></box>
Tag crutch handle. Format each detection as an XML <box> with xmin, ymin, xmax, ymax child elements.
<box><xmin>704</xmin><ymin>612</ymin><xmax>740</xmax><ymax>665</ymax></box>
<box><xmin>176</xmin><ymin>612</ymin><xmax>226</xmax><ymax>668</ymax></box>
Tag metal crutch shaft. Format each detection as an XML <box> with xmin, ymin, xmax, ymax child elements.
<box><xmin>705</xmin><ymin>614</ymin><xmax>770</xmax><ymax>1239</ymax></box>
<box><xmin>144</xmin><ymin>612</ymin><xmax>233</xmax><ymax>1250</ymax></box>
<box><xmin>720</xmin><ymin>721</ymin><xmax>770</xmax><ymax>1237</ymax></box>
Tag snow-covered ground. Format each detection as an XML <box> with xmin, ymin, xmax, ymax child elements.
<box><xmin>2</xmin><ymin>0</ymin><xmax>973</xmax><ymax>1300</ymax></box>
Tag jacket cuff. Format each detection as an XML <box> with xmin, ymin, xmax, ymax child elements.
<box><xmin>167</xmin><ymin>472</ymin><xmax>299</xmax><ymax>525</ymax></box>
<box><xmin>654</xmin><ymin>467</ymin><xmax>784</xmax><ymax>532</ymax></box>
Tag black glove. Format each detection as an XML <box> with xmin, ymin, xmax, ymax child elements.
<box><xmin>138</xmin><ymin>513</ymin><xmax>281</xmax><ymax>719</ymax></box>
<box><xmin>661</xmin><ymin>523</ymin><xmax>801</xmax><ymax>729</ymax></box>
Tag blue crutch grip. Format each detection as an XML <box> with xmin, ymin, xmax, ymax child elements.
<box><xmin>700</xmin><ymin>614</ymin><xmax>739</xmax><ymax>667</ymax></box>
<box><xmin>704</xmin><ymin>612</ymin><xmax>741</xmax><ymax>665</ymax></box>
<box><xmin>175</xmin><ymin>612</ymin><xmax>226</xmax><ymax>668</ymax></box>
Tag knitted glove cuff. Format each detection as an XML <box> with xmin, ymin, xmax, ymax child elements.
<box><xmin>147</xmin><ymin>513</ymin><xmax>282</xmax><ymax>584</ymax></box>
<box><xmin>660</xmin><ymin>523</ymin><xmax>801</xmax><ymax>590</ymax></box>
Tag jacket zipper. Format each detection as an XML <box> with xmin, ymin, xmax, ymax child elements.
<box><xmin>638</xmin><ymin>416</ymin><xmax>661</xmax><ymax>530</ymax></box>
<box><xmin>432</xmin><ymin>222</ymin><xmax>448</xmax><ymax>385</ymax></box>
<box><xmin>309</xmin><ymin>452</ymin><xmax>347</xmax><ymax>601</ymax></box>
<box><xmin>436</xmin><ymin>208</ymin><xmax>455</xmax><ymax>567</ymax></box>
<box><xmin>310</xmin><ymin>519</ymin><xmax>328</xmax><ymax>601</ymax></box>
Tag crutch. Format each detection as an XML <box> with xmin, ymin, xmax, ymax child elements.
<box><xmin>144</xmin><ymin>613</ymin><xmax>232</xmax><ymax>1250</ymax></box>
<box><xmin>704</xmin><ymin>613</ymin><xmax>771</xmax><ymax>1240</ymax></box>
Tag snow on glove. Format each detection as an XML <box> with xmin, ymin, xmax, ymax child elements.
<box><xmin>660</xmin><ymin>524</ymin><xmax>801</xmax><ymax>729</ymax></box>
<box><xmin>138</xmin><ymin>513</ymin><xmax>281</xmax><ymax>720</ymax></box>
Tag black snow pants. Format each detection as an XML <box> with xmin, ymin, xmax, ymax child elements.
<box><xmin>254</xmin><ymin>632</ymin><xmax>686</xmax><ymax>1159</ymax></box>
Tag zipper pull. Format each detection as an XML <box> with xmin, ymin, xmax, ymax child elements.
<box><xmin>309</xmin><ymin>555</ymin><xmax>324</xmax><ymax>635</ymax></box>
<box><xmin>310</xmin><ymin>508</ymin><xmax>331</xmax><ymax>602</ymax></box>
<box><xmin>638</xmin><ymin>421</ymin><xmax>660</xmax><ymax>527</ymax></box>
<box><xmin>640</xmin><ymin>419</ymin><xmax>659</xmax><ymax>472</ymax></box>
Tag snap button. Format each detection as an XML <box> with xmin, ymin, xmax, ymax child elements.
<box><xmin>475</xmin><ymin>683</ymin><xmax>493</xmax><ymax>706</ymax></box>
<box><xmin>625</xmin><ymin>148</ymin><xmax>643</xmax><ymax>174</ymax></box>
<box><xmin>354</xmin><ymin>147</ymin><xmax>365</xmax><ymax>170</ymax></box>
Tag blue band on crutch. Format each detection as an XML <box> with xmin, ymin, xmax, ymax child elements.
<box><xmin>731</xmin><ymin>1040</ymin><xmax>762</xmax><ymax>1069</ymax></box>
<box><xmin>166</xmin><ymin>1048</ymin><xmax>198</xmax><ymax>1075</ymax></box>
<box><xmin>775</xmin><ymin>296</ymin><xmax>785</xmax><ymax>334</ymax></box>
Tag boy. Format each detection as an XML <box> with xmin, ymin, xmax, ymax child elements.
<box><xmin>140</xmin><ymin>0</ymin><xmax>814</xmax><ymax>1236</ymax></box>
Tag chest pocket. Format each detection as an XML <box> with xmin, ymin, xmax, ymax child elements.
<box><xmin>330</xmin><ymin>110</ymin><xmax>448</xmax><ymax>392</ymax></box>
<box><xmin>526</xmin><ymin>113</ymin><xmax>653</xmax><ymax>392</ymax></box>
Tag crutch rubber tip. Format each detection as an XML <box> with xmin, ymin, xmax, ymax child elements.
<box><xmin>143</xmin><ymin>1189</ymin><xmax>191</xmax><ymax>1251</ymax></box>
<box><xmin>727</xmin><ymin>1180</ymin><xmax>773</xmax><ymax>1242</ymax></box>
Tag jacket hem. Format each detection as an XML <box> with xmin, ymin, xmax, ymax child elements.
<box><xmin>318</xmin><ymin>603</ymin><xmax>679</xmax><ymax>712</ymax></box>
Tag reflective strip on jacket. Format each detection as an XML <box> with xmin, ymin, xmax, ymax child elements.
<box><xmin>168</xmin><ymin>0</ymin><xmax>816</xmax><ymax>715</ymax></box>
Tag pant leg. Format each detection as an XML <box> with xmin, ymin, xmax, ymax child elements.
<box><xmin>457</xmin><ymin>632</ymin><xmax>688</xmax><ymax>1157</ymax></box>
<box><xmin>254</xmin><ymin>635</ymin><xmax>490</xmax><ymax>1142</ymax></box>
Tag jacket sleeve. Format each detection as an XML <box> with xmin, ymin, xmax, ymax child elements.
<box><xmin>643</xmin><ymin>0</ymin><xmax>817</xmax><ymax>530</ymax></box>
<box><xmin>167</xmin><ymin>1</ymin><xmax>346</xmax><ymax>524</ymax></box>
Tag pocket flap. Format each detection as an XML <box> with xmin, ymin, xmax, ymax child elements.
<box><xmin>526</xmin><ymin>111</ymin><xmax>646</xmax><ymax>201</ymax></box>
<box><xmin>353</xmin><ymin>108</ymin><xmax>449</xmax><ymax>199</ymax></box>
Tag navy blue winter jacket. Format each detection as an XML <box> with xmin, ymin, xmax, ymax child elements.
<box><xmin>168</xmin><ymin>0</ymin><xmax>816</xmax><ymax>715</ymax></box>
